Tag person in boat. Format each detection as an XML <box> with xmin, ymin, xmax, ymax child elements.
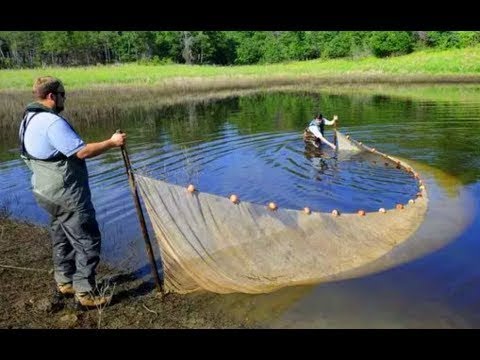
<box><xmin>304</xmin><ymin>113</ymin><xmax>337</xmax><ymax>149</ymax></box>
<box><xmin>19</xmin><ymin>76</ymin><xmax>126</xmax><ymax>308</ymax></box>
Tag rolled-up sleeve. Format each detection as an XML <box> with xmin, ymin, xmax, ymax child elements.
<box><xmin>47</xmin><ymin>119</ymin><xmax>86</xmax><ymax>158</ymax></box>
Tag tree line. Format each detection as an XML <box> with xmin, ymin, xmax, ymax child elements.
<box><xmin>1</xmin><ymin>31</ymin><xmax>479</xmax><ymax>69</ymax></box>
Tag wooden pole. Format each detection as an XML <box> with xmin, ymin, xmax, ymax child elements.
<box><xmin>116</xmin><ymin>130</ymin><xmax>164</xmax><ymax>294</ymax></box>
<box><xmin>333</xmin><ymin>115</ymin><xmax>338</xmax><ymax>149</ymax></box>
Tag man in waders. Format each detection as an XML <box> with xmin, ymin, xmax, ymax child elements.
<box><xmin>19</xmin><ymin>76</ymin><xmax>126</xmax><ymax>307</ymax></box>
<box><xmin>305</xmin><ymin>114</ymin><xmax>337</xmax><ymax>149</ymax></box>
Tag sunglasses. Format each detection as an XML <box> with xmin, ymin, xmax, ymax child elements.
<box><xmin>54</xmin><ymin>91</ymin><xmax>65</xmax><ymax>98</ymax></box>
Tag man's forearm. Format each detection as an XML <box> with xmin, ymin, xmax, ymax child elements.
<box><xmin>320</xmin><ymin>137</ymin><xmax>336</xmax><ymax>150</ymax></box>
<box><xmin>76</xmin><ymin>139</ymin><xmax>116</xmax><ymax>159</ymax></box>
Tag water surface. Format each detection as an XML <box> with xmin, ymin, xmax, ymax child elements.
<box><xmin>1</xmin><ymin>86</ymin><xmax>479</xmax><ymax>328</ymax></box>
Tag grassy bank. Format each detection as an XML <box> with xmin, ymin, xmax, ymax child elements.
<box><xmin>2</xmin><ymin>46</ymin><xmax>480</xmax><ymax>91</ymax></box>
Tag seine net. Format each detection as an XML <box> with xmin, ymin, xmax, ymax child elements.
<box><xmin>135</xmin><ymin>131</ymin><xmax>427</xmax><ymax>294</ymax></box>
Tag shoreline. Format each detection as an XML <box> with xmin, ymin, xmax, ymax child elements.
<box><xmin>3</xmin><ymin>73</ymin><xmax>480</xmax><ymax>95</ymax></box>
<box><xmin>0</xmin><ymin>216</ymin><xmax>252</xmax><ymax>329</ymax></box>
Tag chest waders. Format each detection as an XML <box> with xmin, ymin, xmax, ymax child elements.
<box><xmin>19</xmin><ymin>110</ymin><xmax>101</xmax><ymax>294</ymax></box>
<box><xmin>319</xmin><ymin>120</ymin><xmax>325</xmax><ymax>137</ymax></box>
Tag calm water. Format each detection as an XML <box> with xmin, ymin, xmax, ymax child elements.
<box><xmin>1</xmin><ymin>88</ymin><xmax>479</xmax><ymax>328</ymax></box>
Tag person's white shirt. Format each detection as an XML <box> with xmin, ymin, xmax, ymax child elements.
<box><xmin>308</xmin><ymin>115</ymin><xmax>337</xmax><ymax>149</ymax></box>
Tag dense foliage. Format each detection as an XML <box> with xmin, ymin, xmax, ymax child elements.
<box><xmin>1</xmin><ymin>31</ymin><xmax>479</xmax><ymax>69</ymax></box>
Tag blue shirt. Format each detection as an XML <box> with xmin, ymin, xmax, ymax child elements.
<box><xmin>21</xmin><ymin>112</ymin><xmax>85</xmax><ymax>159</ymax></box>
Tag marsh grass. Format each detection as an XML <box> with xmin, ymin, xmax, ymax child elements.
<box><xmin>0</xmin><ymin>81</ymin><xmax>299</xmax><ymax>130</ymax></box>
<box><xmin>313</xmin><ymin>83</ymin><xmax>480</xmax><ymax>103</ymax></box>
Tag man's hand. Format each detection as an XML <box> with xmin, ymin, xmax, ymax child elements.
<box><xmin>333</xmin><ymin>115</ymin><xmax>338</xmax><ymax>122</ymax></box>
<box><xmin>110</xmin><ymin>132</ymin><xmax>127</xmax><ymax>147</ymax></box>
<box><xmin>76</xmin><ymin>132</ymin><xmax>127</xmax><ymax>159</ymax></box>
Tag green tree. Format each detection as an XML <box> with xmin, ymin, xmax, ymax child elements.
<box><xmin>234</xmin><ymin>31</ymin><xmax>266</xmax><ymax>64</ymax></box>
<box><xmin>154</xmin><ymin>31</ymin><xmax>183</xmax><ymax>62</ymax></box>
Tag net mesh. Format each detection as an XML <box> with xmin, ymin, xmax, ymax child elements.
<box><xmin>135</xmin><ymin>131</ymin><xmax>427</xmax><ymax>294</ymax></box>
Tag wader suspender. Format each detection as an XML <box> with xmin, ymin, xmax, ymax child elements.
<box><xmin>20</xmin><ymin>111</ymin><xmax>68</xmax><ymax>162</ymax></box>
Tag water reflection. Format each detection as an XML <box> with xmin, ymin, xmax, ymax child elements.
<box><xmin>303</xmin><ymin>139</ymin><xmax>331</xmax><ymax>179</ymax></box>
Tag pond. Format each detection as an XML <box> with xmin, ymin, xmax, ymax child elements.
<box><xmin>1</xmin><ymin>86</ymin><xmax>479</xmax><ymax>327</ymax></box>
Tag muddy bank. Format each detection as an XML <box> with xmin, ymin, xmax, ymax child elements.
<box><xmin>0</xmin><ymin>216</ymin><xmax>255</xmax><ymax>329</ymax></box>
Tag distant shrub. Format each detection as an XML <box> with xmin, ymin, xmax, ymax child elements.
<box><xmin>457</xmin><ymin>31</ymin><xmax>480</xmax><ymax>48</ymax></box>
<box><xmin>369</xmin><ymin>32</ymin><xmax>414</xmax><ymax>58</ymax></box>
<box><xmin>323</xmin><ymin>35</ymin><xmax>351</xmax><ymax>58</ymax></box>
<box><xmin>0</xmin><ymin>57</ymin><xmax>13</xmax><ymax>69</ymax></box>
<box><xmin>426</xmin><ymin>31</ymin><xmax>460</xmax><ymax>49</ymax></box>
<box><xmin>429</xmin><ymin>31</ymin><xmax>480</xmax><ymax>49</ymax></box>
<box><xmin>137</xmin><ymin>56</ymin><xmax>174</xmax><ymax>65</ymax></box>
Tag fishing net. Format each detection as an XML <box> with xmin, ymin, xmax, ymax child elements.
<box><xmin>135</xmin><ymin>131</ymin><xmax>427</xmax><ymax>294</ymax></box>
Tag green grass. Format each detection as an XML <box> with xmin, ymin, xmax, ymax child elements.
<box><xmin>2</xmin><ymin>46</ymin><xmax>480</xmax><ymax>91</ymax></box>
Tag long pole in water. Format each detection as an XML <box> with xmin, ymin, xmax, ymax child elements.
<box><xmin>333</xmin><ymin>115</ymin><xmax>338</xmax><ymax>149</ymax></box>
<box><xmin>116</xmin><ymin>130</ymin><xmax>164</xmax><ymax>293</ymax></box>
